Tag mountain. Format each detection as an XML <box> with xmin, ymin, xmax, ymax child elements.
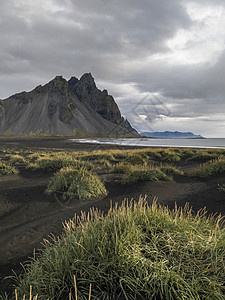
<box><xmin>141</xmin><ymin>131</ymin><xmax>203</xmax><ymax>139</ymax></box>
<box><xmin>0</xmin><ymin>73</ymin><xmax>139</xmax><ymax>137</ymax></box>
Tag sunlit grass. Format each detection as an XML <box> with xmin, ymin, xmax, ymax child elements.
<box><xmin>189</xmin><ymin>158</ymin><xmax>225</xmax><ymax>177</ymax></box>
<box><xmin>0</xmin><ymin>161</ymin><xmax>18</xmax><ymax>176</ymax></box>
<box><xmin>122</xmin><ymin>168</ymin><xmax>173</xmax><ymax>184</ymax></box>
<box><xmin>27</xmin><ymin>155</ymin><xmax>94</xmax><ymax>172</ymax></box>
<box><xmin>159</xmin><ymin>163</ymin><xmax>184</xmax><ymax>176</ymax></box>
<box><xmin>114</xmin><ymin>163</ymin><xmax>183</xmax><ymax>183</ymax></box>
<box><xmin>46</xmin><ymin>167</ymin><xmax>107</xmax><ymax>201</ymax></box>
<box><xmin>14</xmin><ymin>197</ymin><xmax>225</xmax><ymax>299</ymax></box>
<box><xmin>124</xmin><ymin>154</ymin><xmax>147</xmax><ymax>165</ymax></box>
<box><xmin>8</xmin><ymin>154</ymin><xmax>27</xmax><ymax>165</ymax></box>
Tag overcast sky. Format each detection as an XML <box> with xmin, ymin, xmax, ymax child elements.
<box><xmin>1</xmin><ymin>0</ymin><xmax>225</xmax><ymax>137</ymax></box>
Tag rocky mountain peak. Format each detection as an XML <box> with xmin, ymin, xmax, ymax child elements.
<box><xmin>47</xmin><ymin>76</ymin><xmax>68</xmax><ymax>91</ymax></box>
<box><xmin>68</xmin><ymin>76</ymin><xmax>78</xmax><ymax>86</ymax></box>
<box><xmin>79</xmin><ymin>73</ymin><xmax>96</xmax><ymax>89</ymax></box>
<box><xmin>0</xmin><ymin>73</ymin><xmax>139</xmax><ymax>137</ymax></box>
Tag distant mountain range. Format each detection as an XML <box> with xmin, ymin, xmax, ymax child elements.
<box><xmin>0</xmin><ymin>73</ymin><xmax>139</xmax><ymax>137</ymax></box>
<box><xmin>141</xmin><ymin>131</ymin><xmax>203</xmax><ymax>139</ymax></box>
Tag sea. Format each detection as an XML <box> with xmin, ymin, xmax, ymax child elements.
<box><xmin>71</xmin><ymin>138</ymin><xmax>225</xmax><ymax>149</ymax></box>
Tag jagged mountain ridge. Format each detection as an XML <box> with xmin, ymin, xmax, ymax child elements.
<box><xmin>0</xmin><ymin>73</ymin><xmax>138</xmax><ymax>137</ymax></box>
<box><xmin>141</xmin><ymin>131</ymin><xmax>203</xmax><ymax>139</ymax></box>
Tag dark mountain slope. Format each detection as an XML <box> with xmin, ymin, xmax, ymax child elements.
<box><xmin>0</xmin><ymin>74</ymin><xmax>139</xmax><ymax>137</ymax></box>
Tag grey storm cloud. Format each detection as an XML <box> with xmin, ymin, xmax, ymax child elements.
<box><xmin>0</xmin><ymin>0</ymin><xmax>225</xmax><ymax>136</ymax></box>
<box><xmin>0</xmin><ymin>0</ymin><xmax>191</xmax><ymax>75</ymax></box>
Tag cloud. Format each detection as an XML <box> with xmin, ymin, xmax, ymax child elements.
<box><xmin>0</xmin><ymin>0</ymin><xmax>191</xmax><ymax>80</ymax></box>
<box><xmin>0</xmin><ymin>0</ymin><xmax>225</xmax><ymax>136</ymax></box>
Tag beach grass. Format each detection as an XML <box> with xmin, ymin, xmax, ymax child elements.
<box><xmin>46</xmin><ymin>167</ymin><xmax>107</xmax><ymax>201</ymax></box>
<box><xmin>0</xmin><ymin>161</ymin><xmax>18</xmax><ymax>176</ymax></box>
<box><xmin>189</xmin><ymin>157</ymin><xmax>225</xmax><ymax>177</ymax></box>
<box><xmin>121</xmin><ymin>168</ymin><xmax>173</xmax><ymax>184</ymax></box>
<box><xmin>13</xmin><ymin>197</ymin><xmax>225</xmax><ymax>300</ymax></box>
<box><xmin>1</xmin><ymin>146</ymin><xmax>225</xmax><ymax>299</ymax></box>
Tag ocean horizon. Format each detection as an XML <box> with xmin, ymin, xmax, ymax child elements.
<box><xmin>71</xmin><ymin>138</ymin><xmax>225</xmax><ymax>149</ymax></box>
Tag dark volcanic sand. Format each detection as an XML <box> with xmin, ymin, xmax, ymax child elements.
<box><xmin>0</xmin><ymin>138</ymin><xmax>225</xmax><ymax>294</ymax></box>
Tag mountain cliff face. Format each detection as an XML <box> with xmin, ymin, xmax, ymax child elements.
<box><xmin>0</xmin><ymin>74</ymin><xmax>139</xmax><ymax>137</ymax></box>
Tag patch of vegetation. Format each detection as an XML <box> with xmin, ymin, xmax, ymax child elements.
<box><xmin>46</xmin><ymin>167</ymin><xmax>107</xmax><ymax>200</ymax></box>
<box><xmin>0</xmin><ymin>161</ymin><xmax>18</xmax><ymax>176</ymax></box>
<box><xmin>93</xmin><ymin>158</ymin><xmax>112</xmax><ymax>170</ymax></box>
<box><xmin>176</xmin><ymin>148</ymin><xmax>195</xmax><ymax>159</ymax></box>
<box><xmin>28</xmin><ymin>156</ymin><xmax>94</xmax><ymax>172</ymax></box>
<box><xmin>15</xmin><ymin>198</ymin><xmax>225</xmax><ymax>300</ymax></box>
<box><xmin>159</xmin><ymin>164</ymin><xmax>184</xmax><ymax>176</ymax></box>
<box><xmin>188</xmin><ymin>151</ymin><xmax>220</xmax><ymax>162</ymax></box>
<box><xmin>143</xmin><ymin>149</ymin><xmax>163</xmax><ymax>160</ymax></box>
<box><xmin>124</xmin><ymin>154</ymin><xmax>146</xmax><ymax>165</ymax></box>
<box><xmin>218</xmin><ymin>183</ymin><xmax>225</xmax><ymax>193</ymax></box>
<box><xmin>113</xmin><ymin>162</ymin><xmax>134</xmax><ymax>174</ymax></box>
<box><xmin>160</xmin><ymin>150</ymin><xmax>181</xmax><ymax>162</ymax></box>
<box><xmin>79</xmin><ymin>151</ymin><xmax>115</xmax><ymax>162</ymax></box>
<box><xmin>122</xmin><ymin>168</ymin><xmax>173</xmax><ymax>184</ymax></box>
<box><xmin>114</xmin><ymin>162</ymin><xmax>183</xmax><ymax>179</ymax></box>
<box><xmin>8</xmin><ymin>154</ymin><xmax>26</xmax><ymax>165</ymax></box>
<box><xmin>189</xmin><ymin>158</ymin><xmax>225</xmax><ymax>177</ymax></box>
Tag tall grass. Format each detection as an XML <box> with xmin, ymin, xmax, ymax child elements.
<box><xmin>188</xmin><ymin>151</ymin><xmax>220</xmax><ymax>162</ymax></box>
<box><xmin>122</xmin><ymin>168</ymin><xmax>173</xmax><ymax>184</ymax></box>
<box><xmin>159</xmin><ymin>163</ymin><xmax>184</xmax><ymax>176</ymax></box>
<box><xmin>113</xmin><ymin>162</ymin><xmax>135</xmax><ymax>174</ymax></box>
<box><xmin>78</xmin><ymin>151</ymin><xmax>115</xmax><ymax>162</ymax></box>
<box><xmin>28</xmin><ymin>156</ymin><xmax>94</xmax><ymax>172</ymax></box>
<box><xmin>46</xmin><ymin>167</ymin><xmax>107</xmax><ymax>200</ymax></box>
<box><xmin>8</xmin><ymin>154</ymin><xmax>26</xmax><ymax>165</ymax></box>
<box><xmin>0</xmin><ymin>161</ymin><xmax>18</xmax><ymax>176</ymax></box>
<box><xmin>114</xmin><ymin>163</ymin><xmax>182</xmax><ymax>184</ymax></box>
<box><xmin>124</xmin><ymin>154</ymin><xmax>146</xmax><ymax>165</ymax></box>
<box><xmin>189</xmin><ymin>157</ymin><xmax>225</xmax><ymax>177</ymax></box>
<box><xmin>15</xmin><ymin>197</ymin><xmax>225</xmax><ymax>299</ymax></box>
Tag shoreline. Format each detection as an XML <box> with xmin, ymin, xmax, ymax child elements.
<box><xmin>0</xmin><ymin>137</ymin><xmax>225</xmax><ymax>150</ymax></box>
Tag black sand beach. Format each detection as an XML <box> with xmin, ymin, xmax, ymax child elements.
<box><xmin>0</xmin><ymin>138</ymin><xmax>225</xmax><ymax>294</ymax></box>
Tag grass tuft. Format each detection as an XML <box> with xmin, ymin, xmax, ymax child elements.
<box><xmin>159</xmin><ymin>163</ymin><xmax>184</xmax><ymax>176</ymax></box>
<box><xmin>0</xmin><ymin>161</ymin><xmax>18</xmax><ymax>176</ymax></box>
<box><xmin>189</xmin><ymin>158</ymin><xmax>225</xmax><ymax>177</ymax></box>
<box><xmin>122</xmin><ymin>168</ymin><xmax>173</xmax><ymax>184</ymax></box>
<box><xmin>28</xmin><ymin>156</ymin><xmax>93</xmax><ymax>172</ymax></box>
<box><xmin>15</xmin><ymin>198</ymin><xmax>225</xmax><ymax>300</ymax></box>
<box><xmin>124</xmin><ymin>154</ymin><xmax>146</xmax><ymax>165</ymax></box>
<box><xmin>46</xmin><ymin>167</ymin><xmax>107</xmax><ymax>200</ymax></box>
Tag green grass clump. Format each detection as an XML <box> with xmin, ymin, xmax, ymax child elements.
<box><xmin>124</xmin><ymin>154</ymin><xmax>146</xmax><ymax>165</ymax></box>
<box><xmin>159</xmin><ymin>164</ymin><xmax>184</xmax><ymax>176</ymax></box>
<box><xmin>218</xmin><ymin>184</ymin><xmax>225</xmax><ymax>193</ymax></box>
<box><xmin>189</xmin><ymin>158</ymin><xmax>225</xmax><ymax>178</ymax></box>
<box><xmin>160</xmin><ymin>150</ymin><xmax>181</xmax><ymax>162</ymax></box>
<box><xmin>79</xmin><ymin>151</ymin><xmax>115</xmax><ymax>162</ymax></box>
<box><xmin>114</xmin><ymin>163</ymin><xmax>182</xmax><ymax>181</ymax></box>
<box><xmin>46</xmin><ymin>167</ymin><xmax>107</xmax><ymax>200</ymax></box>
<box><xmin>93</xmin><ymin>158</ymin><xmax>112</xmax><ymax>170</ymax></box>
<box><xmin>188</xmin><ymin>151</ymin><xmax>220</xmax><ymax>162</ymax></box>
<box><xmin>15</xmin><ymin>198</ymin><xmax>225</xmax><ymax>300</ymax></box>
<box><xmin>29</xmin><ymin>157</ymin><xmax>93</xmax><ymax>172</ymax></box>
<box><xmin>0</xmin><ymin>161</ymin><xmax>18</xmax><ymax>176</ymax></box>
<box><xmin>26</xmin><ymin>152</ymin><xmax>50</xmax><ymax>162</ymax></box>
<box><xmin>113</xmin><ymin>163</ymin><xmax>134</xmax><ymax>174</ymax></box>
<box><xmin>122</xmin><ymin>168</ymin><xmax>173</xmax><ymax>184</ymax></box>
<box><xmin>8</xmin><ymin>154</ymin><xmax>26</xmax><ymax>165</ymax></box>
<box><xmin>144</xmin><ymin>150</ymin><xmax>163</xmax><ymax>160</ymax></box>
